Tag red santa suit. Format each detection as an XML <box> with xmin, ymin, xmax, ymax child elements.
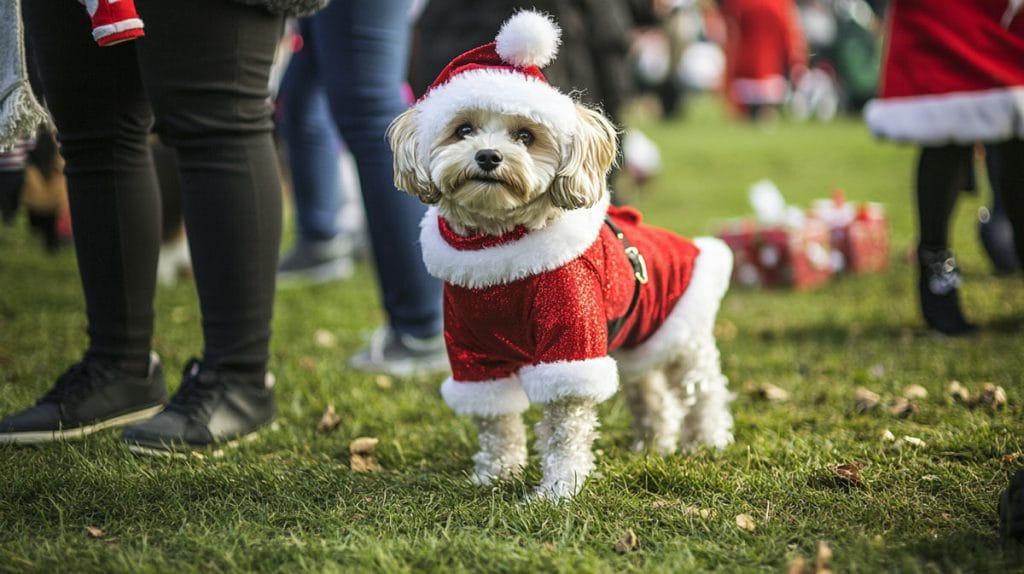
<box><xmin>420</xmin><ymin>196</ymin><xmax>731</xmax><ymax>417</ymax></box>
<box><xmin>864</xmin><ymin>0</ymin><xmax>1024</xmax><ymax>143</ymax></box>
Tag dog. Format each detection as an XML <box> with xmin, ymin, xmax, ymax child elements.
<box><xmin>388</xmin><ymin>10</ymin><xmax>734</xmax><ymax>500</ymax></box>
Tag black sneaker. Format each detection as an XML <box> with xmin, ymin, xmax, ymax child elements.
<box><xmin>0</xmin><ymin>354</ymin><xmax>166</xmax><ymax>445</ymax></box>
<box><xmin>121</xmin><ymin>359</ymin><xmax>275</xmax><ymax>457</ymax></box>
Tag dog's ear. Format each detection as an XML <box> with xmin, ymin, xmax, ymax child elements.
<box><xmin>387</xmin><ymin>107</ymin><xmax>442</xmax><ymax>204</ymax></box>
<box><xmin>550</xmin><ymin>103</ymin><xmax>618</xmax><ymax>210</ymax></box>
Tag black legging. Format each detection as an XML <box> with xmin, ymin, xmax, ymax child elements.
<box><xmin>916</xmin><ymin>141</ymin><xmax>1024</xmax><ymax>267</ymax></box>
<box><xmin>23</xmin><ymin>0</ymin><xmax>284</xmax><ymax>375</ymax></box>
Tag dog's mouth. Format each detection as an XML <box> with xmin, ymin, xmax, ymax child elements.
<box><xmin>469</xmin><ymin>175</ymin><xmax>504</xmax><ymax>184</ymax></box>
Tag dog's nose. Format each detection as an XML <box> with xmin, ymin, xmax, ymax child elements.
<box><xmin>475</xmin><ymin>149</ymin><xmax>503</xmax><ymax>172</ymax></box>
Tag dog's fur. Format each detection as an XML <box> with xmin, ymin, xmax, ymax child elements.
<box><xmin>389</xmin><ymin>102</ymin><xmax>733</xmax><ymax>500</ymax></box>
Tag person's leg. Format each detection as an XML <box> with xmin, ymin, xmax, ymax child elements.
<box><xmin>979</xmin><ymin>144</ymin><xmax>1020</xmax><ymax>273</ymax></box>
<box><xmin>0</xmin><ymin>0</ymin><xmax>167</xmax><ymax>444</ymax></box>
<box><xmin>120</xmin><ymin>0</ymin><xmax>283</xmax><ymax>454</ymax></box>
<box><xmin>275</xmin><ymin>23</ymin><xmax>355</xmax><ymax>284</ymax></box>
<box><xmin>916</xmin><ymin>144</ymin><xmax>976</xmax><ymax>335</ymax></box>
<box><xmin>993</xmin><ymin>139</ymin><xmax>1024</xmax><ymax>271</ymax></box>
<box><xmin>308</xmin><ymin>0</ymin><xmax>443</xmax><ymax>342</ymax></box>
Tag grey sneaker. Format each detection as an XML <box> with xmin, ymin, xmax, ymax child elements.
<box><xmin>348</xmin><ymin>327</ymin><xmax>450</xmax><ymax>377</ymax></box>
<box><xmin>277</xmin><ymin>236</ymin><xmax>355</xmax><ymax>287</ymax></box>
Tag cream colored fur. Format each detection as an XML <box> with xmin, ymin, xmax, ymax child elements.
<box><xmin>389</xmin><ymin>99</ymin><xmax>733</xmax><ymax>501</ymax></box>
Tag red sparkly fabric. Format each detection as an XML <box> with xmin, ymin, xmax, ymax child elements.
<box><xmin>443</xmin><ymin>206</ymin><xmax>700</xmax><ymax>383</ymax></box>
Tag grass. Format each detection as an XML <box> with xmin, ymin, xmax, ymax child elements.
<box><xmin>1</xmin><ymin>96</ymin><xmax>1023</xmax><ymax>573</ymax></box>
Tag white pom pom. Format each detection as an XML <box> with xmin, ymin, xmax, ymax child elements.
<box><xmin>495</xmin><ymin>10</ymin><xmax>561</xmax><ymax>68</ymax></box>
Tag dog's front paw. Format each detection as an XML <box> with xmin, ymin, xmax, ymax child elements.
<box><xmin>528</xmin><ymin>478</ymin><xmax>583</xmax><ymax>502</ymax></box>
<box><xmin>470</xmin><ymin>449</ymin><xmax>526</xmax><ymax>487</ymax></box>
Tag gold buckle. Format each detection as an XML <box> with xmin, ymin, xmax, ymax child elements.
<box><xmin>625</xmin><ymin>246</ymin><xmax>649</xmax><ymax>284</ymax></box>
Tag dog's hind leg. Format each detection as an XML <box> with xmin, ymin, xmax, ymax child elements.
<box><xmin>532</xmin><ymin>397</ymin><xmax>599</xmax><ymax>500</ymax></box>
<box><xmin>671</xmin><ymin>337</ymin><xmax>733</xmax><ymax>451</ymax></box>
<box><xmin>622</xmin><ymin>369</ymin><xmax>685</xmax><ymax>455</ymax></box>
<box><xmin>471</xmin><ymin>414</ymin><xmax>527</xmax><ymax>486</ymax></box>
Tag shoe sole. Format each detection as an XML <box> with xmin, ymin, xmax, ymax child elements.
<box><xmin>124</xmin><ymin>422</ymin><xmax>278</xmax><ymax>459</ymax></box>
<box><xmin>0</xmin><ymin>405</ymin><xmax>165</xmax><ymax>445</ymax></box>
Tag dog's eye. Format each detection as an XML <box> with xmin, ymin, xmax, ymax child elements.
<box><xmin>455</xmin><ymin>124</ymin><xmax>474</xmax><ymax>139</ymax></box>
<box><xmin>514</xmin><ymin>128</ymin><xmax>535</xmax><ymax>146</ymax></box>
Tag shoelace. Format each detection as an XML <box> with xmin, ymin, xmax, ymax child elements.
<box><xmin>40</xmin><ymin>360</ymin><xmax>109</xmax><ymax>405</ymax></box>
<box><xmin>165</xmin><ymin>360</ymin><xmax>221</xmax><ymax>417</ymax></box>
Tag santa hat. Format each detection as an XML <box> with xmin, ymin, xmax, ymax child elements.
<box><xmin>412</xmin><ymin>11</ymin><xmax>578</xmax><ymax>162</ymax></box>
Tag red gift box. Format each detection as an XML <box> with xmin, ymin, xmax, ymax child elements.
<box><xmin>813</xmin><ymin>192</ymin><xmax>890</xmax><ymax>274</ymax></box>
<box><xmin>717</xmin><ymin>217</ymin><xmax>833</xmax><ymax>290</ymax></box>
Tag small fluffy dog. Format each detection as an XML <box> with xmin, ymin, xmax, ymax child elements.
<box><xmin>389</xmin><ymin>11</ymin><xmax>734</xmax><ymax>500</ymax></box>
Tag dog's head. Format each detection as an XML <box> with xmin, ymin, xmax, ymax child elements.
<box><xmin>387</xmin><ymin>11</ymin><xmax>617</xmax><ymax>235</ymax></box>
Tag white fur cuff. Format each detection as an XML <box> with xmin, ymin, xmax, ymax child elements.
<box><xmin>519</xmin><ymin>356</ymin><xmax>619</xmax><ymax>405</ymax></box>
<box><xmin>864</xmin><ymin>87</ymin><xmax>1024</xmax><ymax>144</ymax></box>
<box><xmin>441</xmin><ymin>376</ymin><xmax>530</xmax><ymax>417</ymax></box>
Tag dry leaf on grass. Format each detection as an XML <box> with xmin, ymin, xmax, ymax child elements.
<box><xmin>350</xmin><ymin>437</ymin><xmax>382</xmax><ymax>472</ymax></box>
<box><xmin>976</xmin><ymin>383</ymin><xmax>1007</xmax><ymax>410</ymax></box>
<box><xmin>833</xmin><ymin>462</ymin><xmax>864</xmax><ymax>488</ymax></box>
<box><xmin>888</xmin><ymin>397</ymin><xmax>919</xmax><ymax>419</ymax></box>
<box><xmin>85</xmin><ymin>526</ymin><xmax>104</xmax><ymax>539</ymax></box>
<box><xmin>744</xmin><ymin>382</ymin><xmax>789</xmax><ymax>402</ymax></box>
<box><xmin>374</xmin><ymin>375</ymin><xmax>393</xmax><ymax>390</ymax></box>
<box><xmin>317</xmin><ymin>404</ymin><xmax>341</xmax><ymax>434</ymax></box>
<box><xmin>893</xmin><ymin>435</ymin><xmax>926</xmax><ymax>449</ymax></box>
<box><xmin>903</xmin><ymin>384</ymin><xmax>928</xmax><ymax>400</ymax></box>
<box><xmin>946</xmin><ymin>380</ymin><xmax>971</xmax><ymax>403</ymax></box>
<box><xmin>735</xmin><ymin>513</ymin><xmax>756</xmax><ymax>531</ymax></box>
<box><xmin>1003</xmin><ymin>452</ymin><xmax>1022</xmax><ymax>464</ymax></box>
<box><xmin>613</xmin><ymin>529</ymin><xmax>639</xmax><ymax>554</ymax></box>
<box><xmin>541</xmin><ymin>542</ymin><xmax>557</xmax><ymax>553</ymax></box>
<box><xmin>881</xmin><ymin>429</ymin><xmax>896</xmax><ymax>442</ymax></box>
<box><xmin>313</xmin><ymin>329</ymin><xmax>337</xmax><ymax>348</ymax></box>
<box><xmin>714</xmin><ymin>319</ymin><xmax>738</xmax><ymax>341</ymax></box>
<box><xmin>299</xmin><ymin>356</ymin><xmax>318</xmax><ymax>371</ymax></box>
<box><xmin>854</xmin><ymin>387</ymin><xmax>881</xmax><ymax>411</ymax></box>
<box><xmin>786</xmin><ymin>541</ymin><xmax>833</xmax><ymax>574</ymax></box>
<box><xmin>682</xmin><ymin>505</ymin><xmax>717</xmax><ymax>519</ymax></box>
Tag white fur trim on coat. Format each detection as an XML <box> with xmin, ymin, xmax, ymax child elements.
<box><xmin>519</xmin><ymin>356</ymin><xmax>619</xmax><ymax>405</ymax></box>
<box><xmin>441</xmin><ymin>376</ymin><xmax>530</xmax><ymax>417</ymax></box>
<box><xmin>420</xmin><ymin>194</ymin><xmax>609</xmax><ymax>288</ymax></box>
<box><xmin>864</xmin><ymin>87</ymin><xmax>1024</xmax><ymax>145</ymax></box>
<box><xmin>613</xmin><ymin>237</ymin><xmax>733</xmax><ymax>378</ymax></box>
<box><xmin>414</xmin><ymin>69</ymin><xmax>577</xmax><ymax>166</ymax></box>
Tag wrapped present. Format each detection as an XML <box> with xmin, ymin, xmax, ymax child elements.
<box><xmin>718</xmin><ymin>217</ymin><xmax>833</xmax><ymax>290</ymax></box>
<box><xmin>811</xmin><ymin>190</ymin><xmax>889</xmax><ymax>274</ymax></box>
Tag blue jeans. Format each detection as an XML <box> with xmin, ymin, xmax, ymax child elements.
<box><xmin>281</xmin><ymin>0</ymin><xmax>443</xmax><ymax>338</ymax></box>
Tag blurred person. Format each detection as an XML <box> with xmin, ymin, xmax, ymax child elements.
<box><xmin>274</xmin><ymin>25</ymin><xmax>367</xmax><ymax>287</ymax></box>
<box><xmin>279</xmin><ymin>0</ymin><xmax>448</xmax><ymax>376</ymax></box>
<box><xmin>718</xmin><ymin>0</ymin><xmax>808</xmax><ymax>120</ymax></box>
<box><xmin>864</xmin><ymin>0</ymin><xmax>1024</xmax><ymax>335</ymax></box>
<box><xmin>0</xmin><ymin>0</ymin><xmax>329</xmax><ymax>454</ymax></box>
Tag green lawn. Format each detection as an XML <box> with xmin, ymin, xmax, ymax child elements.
<box><xmin>1</xmin><ymin>97</ymin><xmax>1022</xmax><ymax>573</ymax></box>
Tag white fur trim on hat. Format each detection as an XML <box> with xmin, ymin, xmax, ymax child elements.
<box><xmin>495</xmin><ymin>11</ymin><xmax>561</xmax><ymax>68</ymax></box>
<box><xmin>441</xmin><ymin>376</ymin><xmax>530</xmax><ymax>417</ymax></box>
<box><xmin>864</xmin><ymin>87</ymin><xmax>1024</xmax><ymax>145</ymax></box>
<box><xmin>413</xmin><ymin>69</ymin><xmax>577</xmax><ymax>166</ymax></box>
<box><xmin>519</xmin><ymin>356</ymin><xmax>619</xmax><ymax>405</ymax></box>
<box><xmin>420</xmin><ymin>195</ymin><xmax>609</xmax><ymax>288</ymax></box>
<box><xmin>613</xmin><ymin>237</ymin><xmax>733</xmax><ymax>377</ymax></box>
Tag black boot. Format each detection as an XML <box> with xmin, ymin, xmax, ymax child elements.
<box><xmin>121</xmin><ymin>359</ymin><xmax>275</xmax><ymax>456</ymax></box>
<box><xmin>918</xmin><ymin>246</ymin><xmax>976</xmax><ymax>335</ymax></box>
<box><xmin>979</xmin><ymin>206</ymin><xmax>1020</xmax><ymax>274</ymax></box>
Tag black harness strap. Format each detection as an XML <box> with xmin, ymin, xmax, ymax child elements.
<box><xmin>604</xmin><ymin>217</ymin><xmax>648</xmax><ymax>345</ymax></box>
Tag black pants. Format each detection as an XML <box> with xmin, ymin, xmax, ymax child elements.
<box><xmin>23</xmin><ymin>0</ymin><xmax>284</xmax><ymax>374</ymax></box>
<box><xmin>917</xmin><ymin>140</ymin><xmax>1024</xmax><ymax>267</ymax></box>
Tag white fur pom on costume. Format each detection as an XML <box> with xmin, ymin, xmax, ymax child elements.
<box><xmin>495</xmin><ymin>10</ymin><xmax>561</xmax><ymax>68</ymax></box>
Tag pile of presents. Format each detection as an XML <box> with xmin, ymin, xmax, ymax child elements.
<box><xmin>716</xmin><ymin>181</ymin><xmax>889</xmax><ymax>290</ymax></box>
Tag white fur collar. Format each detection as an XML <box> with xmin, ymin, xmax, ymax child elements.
<box><xmin>419</xmin><ymin>195</ymin><xmax>609</xmax><ymax>289</ymax></box>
